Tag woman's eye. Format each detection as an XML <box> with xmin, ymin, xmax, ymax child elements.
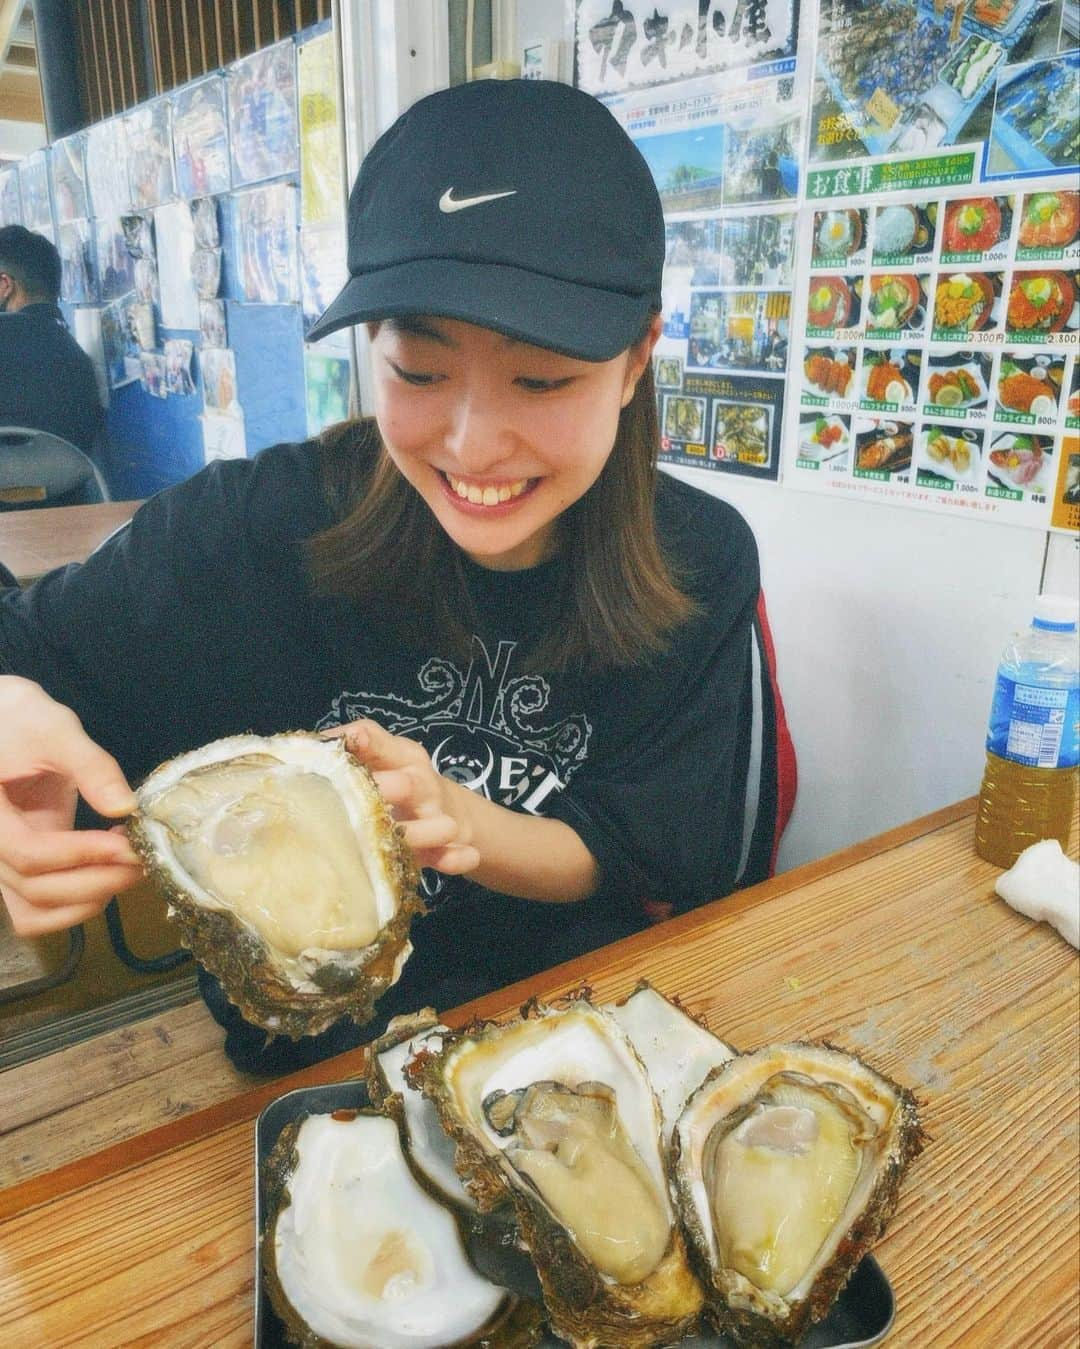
<box><xmin>516</xmin><ymin>376</ymin><xmax>574</xmax><ymax>393</ymax></box>
<box><xmin>388</xmin><ymin>360</ymin><xmax>440</xmax><ymax>386</ymax></box>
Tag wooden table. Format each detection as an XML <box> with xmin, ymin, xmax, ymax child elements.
<box><xmin>0</xmin><ymin>800</ymin><xmax>1076</xmax><ymax>1347</ymax></box>
<box><xmin>0</xmin><ymin>500</ymin><xmax>142</xmax><ymax>584</ymax></box>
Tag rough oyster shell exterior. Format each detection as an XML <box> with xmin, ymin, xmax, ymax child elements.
<box><xmin>671</xmin><ymin>1041</ymin><xmax>924</xmax><ymax>1348</ymax></box>
<box><xmin>129</xmin><ymin>732</ymin><xmax>422</xmax><ymax>1039</ymax></box>
<box><xmin>413</xmin><ymin>994</ymin><xmax>705</xmax><ymax>1349</ymax></box>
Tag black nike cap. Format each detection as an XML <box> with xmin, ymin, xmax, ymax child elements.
<box><xmin>305</xmin><ymin>79</ymin><xmax>665</xmax><ymax>361</ymax></box>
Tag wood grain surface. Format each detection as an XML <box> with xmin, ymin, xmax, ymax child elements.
<box><xmin>0</xmin><ymin>500</ymin><xmax>142</xmax><ymax>584</ymax></box>
<box><xmin>0</xmin><ymin>801</ymin><xmax>1077</xmax><ymax>1347</ymax></box>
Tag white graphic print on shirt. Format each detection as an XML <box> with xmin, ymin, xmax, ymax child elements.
<box><xmin>317</xmin><ymin>635</ymin><xmax>593</xmax><ymax>812</ymax></box>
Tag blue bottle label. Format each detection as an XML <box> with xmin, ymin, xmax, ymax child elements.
<box><xmin>987</xmin><ymin>674</ymin><xmax>1080</xmax><ymax>768</ymax></box>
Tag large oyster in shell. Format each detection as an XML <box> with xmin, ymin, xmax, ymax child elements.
<box><xmin>672</xmin><ymin>1042</ymin><xmax>924</xmax><ymax>1347</ymax></box>
<box><xmin>129</xmin><ymin>732</ymin><xmax>422</xmax><ymax>1038</ymax></box>
<box><xmin>262</xmin><ymin>1101</ymin><xmax>543</xmax><ymax>1348</ymax></box>
<box><xmin>415</xmin><ymin>996</ymin><xmax>705</xmax><ymax>1349</ymax></box>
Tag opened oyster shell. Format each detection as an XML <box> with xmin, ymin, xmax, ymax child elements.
<box><xmin>607</xmin><ymin>981</ymin><xmax>736</xmax><ymax>1145</ymax></box>
<box><xmin>415</xmin><ymin>996</ymin><xmax>705</xmax><ymax>1349</ymax></box>
<box><xmin>262</xmin><ymin>1102</ymin><xmax>542</xmax><ymax>1348</ymax></box>
<box><xmin>368</xmin><ymin>1009</ymin><xmax>478</xmax><ymax>1215</ymax></box>
<box><xmin>129</xmin><ymin>732</ymin><xmax>422</xmax><ymax>1038</ymax></box>
<box><xmin>672</xmin><ymin>1042</ymin><xmax>924</xmax><ymax>1347</ymax></box>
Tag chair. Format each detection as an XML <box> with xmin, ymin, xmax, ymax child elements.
<box><xmin>0</xmin><ymin>427</ymin><xmax>110</xmax><ymax>509</ymax></box>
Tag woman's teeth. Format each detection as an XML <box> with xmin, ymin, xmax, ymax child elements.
<box><xmin>446</xmin><ymin>474</ymin><xmax>530</xmax><ymax>506</ymax></box>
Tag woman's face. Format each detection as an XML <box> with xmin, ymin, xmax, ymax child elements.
<box><xmin>369</xmin><ymin>315</ymin><xmax>659</xmax><ymax>570</ymax></box>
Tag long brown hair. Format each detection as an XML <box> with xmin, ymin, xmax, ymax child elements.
<box><xmin>306</xmin><ymin>360</ymin><xmax>697</xmax><ymax>673</ymax></box>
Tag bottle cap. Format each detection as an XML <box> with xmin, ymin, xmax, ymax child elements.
<box><xmin>1033</xmin><ymin>594</ymin><xmax>1080</xmax><ymax>631</ymax></box>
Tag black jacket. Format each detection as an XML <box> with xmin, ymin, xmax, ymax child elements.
<box><xmin>0</xmin><ymin>302</ymin><xmax>104</xmax><ymax>453</ymax></box>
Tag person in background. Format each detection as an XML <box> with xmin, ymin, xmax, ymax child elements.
<box><xmin>0</xmin><ymin>225</ymin><xmax>104</xmax><ymax>455</ymax></box>
<box><xmin>0</xmin><ymin>81</ymin><xmax>791</xmax><ymax>1073</ymax></box>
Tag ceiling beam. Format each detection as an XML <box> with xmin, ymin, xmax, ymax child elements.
<box><xmin>0</xmin><ymin>0</ymin><xmax>27</xmax><ymax>69</ymax></box>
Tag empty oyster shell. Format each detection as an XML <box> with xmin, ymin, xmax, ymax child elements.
<box><xmin>672</xmin><ymin>1042</ymin><xmax>924</xmax><ymax>1347</ymax></box>
<box><xmin>129</xmin><ymin>732</ymin><xmax>422</xmax><ymax>1038</ymax></box>
<box><xmin>415</xmin><ymin>996</ymin><xmax>705</xmax><ymax>1349</ymax></box>
<box><xmin>261</xmin><ymin>1102</ymin><xmax>542</xmax><ymax>1348</ymax></box>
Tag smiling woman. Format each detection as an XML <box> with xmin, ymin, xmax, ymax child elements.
<box><xmin>0</xmin><ymin>79</ymin><xmax>790</xmax><ymax>1075</ymax></box>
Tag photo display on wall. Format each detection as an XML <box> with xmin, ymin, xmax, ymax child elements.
<box><xmin>574</xmin><ymin>0</ymin><xmax>1079</xmax><ymax>532</ymax></box>
<box><xmin>6</xmin><ymin>18</ymin><xmax>350</xmax><ymax>466</ymax></box>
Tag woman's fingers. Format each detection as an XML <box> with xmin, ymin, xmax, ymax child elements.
<box><xmin>0</xmin><ymin>858</ymin><xmax>144</xmax><ymax>910</ymax></box>
<box><xmin>330</xmin><ymin>719</ymin><xmax>427</xmax><ymax>773</ymax></box>
<box><xmin>412</xmin><ymin>842</ymin><xmax>481</xmax><ymax>875</ymax></box>
<box><xmin>0</xmin><ymin>794</ymin><xmax>140</xmax><ymax>874</ymax></box>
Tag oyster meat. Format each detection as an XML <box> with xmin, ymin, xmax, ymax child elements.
<box><xmin>672</xmin><ymin>1042</ymin><xmax>924</xmax><ymax>1347</ymax></box>
<box><xmin>417</xmin><ymin>997</ymin><xmax>705</xmax><ymax>1349</ymax></box>
<box><xmin>262</xmin><ymin>1104</ymin><xmax>542</xmax><ymax>1348</ymax></box>
<box><xmin>129</xmin><ymin>732</ymin><xmax>422</xmax><ymax>1037</ymax></box>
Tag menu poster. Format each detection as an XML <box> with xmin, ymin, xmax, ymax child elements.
<box><xmin>297</xmin><ymin>29</ymin><xmax>345</xmax><ymax>227</ymax></box>
<box><xmin>606</xmin><ymin>70</ymin><xmax>803</xmax><ymax>478</ymax></box>
<box><xmin>173</xmin><ymin>76</ymin><xmax>231</xmax><ymax>199</ymax></box>
<box><xmin>809</xmin><ymin>0</ymin><xmax>1068</xmax><ymax>181</ymax></box>
<box><xmin>0</xmin><ymin>166</ymin><xmax>22</xmax><ymax>226</ymax></box>
<box><xmin>227</xmin><ymin>41</ymin><xmax>300</xmax><ymax>188</ymax></box>
<box><xmin>51</xmin><ymin>134</ymin><xmax>89</xmax><ymax>225</ymax></box>
<box><xmin>85</xmin><ymin>118</ymin><xmax>130</xmax><ymax>218</ymax></box>
<box><xmin>784</xmin><ymin>175</ymin><xmax>1079</xmax><ymax>530</ymax></box>
<box><xmin>125</xmin><ymin>102</ymin><xmax>177</xmax><ymax>209</ymax></box>
<box><xmin>18</xmin><ymin>150</ymin><xmax>53</xmax><ymax>236</ymax></box>
<box><xmin>575</xmin><ymin>0</ymin><xmax>799</xmax><ymax>95</ymax></box>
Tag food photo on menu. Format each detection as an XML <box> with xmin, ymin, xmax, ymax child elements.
<box><xmin>863</xmin><ymin>273</ymin><xmax>929</xmax><ymax>337</ymax></box>
<box><xmin>1004</xmin><ymin>269</ymin><xmax>1079</xmax><ymax>339</ymax></box>
<box><xmin>871</xmin><ymin>201</ymin><xmax>937</xmax><ymax>263</ymax></box>
<box><xmin>994</xmin><ymin>353</ymin><xmax>1065</xmax><ymax>420</ymax></box>
<box><xmin>710</xmin><ymin>402</ymin><xmax>772</xmax><ymax>466</ymax></box>
<box><xmin>797</xmin><ymin>411</ymin><xmax>852</xmax><ymax>466</ymax></box>
<box><xmin>811</xmin><ymin>207</ymin><xmax>867</xmax><ymax>266</ymax></box>
<box><xmin>806</xmin><ymin>274</ymin><xmax>860</xmax><ymax>333</ymax></box>
<box><xmin>924</xmin><ymin>351</ymin><xmax>992</xmax><ymax>413</ymax></box>
<box><xmin>1015</xmin><ymin>189</ymin><xmax>1080</xmax><ymax>257</ymax></box>
<box><xmin>932</xmin><ymin>270</ymin><xmax>1003</xmax><ymax>338</ymax></box>
<box><xmin>853</xmin><ymin>418</ymin><xmax>914</xmax><ymax>477</ymax></box>
<box><xmin>1068</xmin><ymin>362</ymin><xmax>1080</xmax><ymax>425</ymax></box>
<box><xmin>916</xmin><ymin>424</ymin><xmax>984</xmax><ymax>489</ymax></box>
<box><xmin>803</xmin><ymin>345</ymin><xmax>857</xmax><ymax>400</ymax></box>
<box><xmin>940</xmin><ymin>195</ymin><xmax>1013</xmax><ymax>262</ymax></box>
<box><xmin>859</xmin><ymin>347</ymin><xmax>921</xmax><ymax>410</ymax></box>
<box><xmin>987</xmin><ymin>430</ymin><xmax>1055</xmax><ymax>496</ymax></box>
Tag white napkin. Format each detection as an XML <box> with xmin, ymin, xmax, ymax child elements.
<box><xmin>994</xmin><ymin>840</ymin><xmax>1080</xmax><ymax>949</ymax></box>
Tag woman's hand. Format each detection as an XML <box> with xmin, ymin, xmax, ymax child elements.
<box><xmin>326</xmin><ymin>718</ymin><xmax>482</xmax><ymax>875</ymax></box>
<box><xmin>327</xmin><ymin>718</ymin><xmax>598</xmax><ymax>904</ymax></box>
<box><xmin>0</xmin><ymin>677</ymin><xmax>143</xmax><ymax>936</ymax></box>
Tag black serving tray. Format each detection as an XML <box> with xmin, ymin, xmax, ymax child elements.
<box><xmin>254</xmin><ymin>1082</ymin><xmax>896</xmax><ymax>1349</ymax></box>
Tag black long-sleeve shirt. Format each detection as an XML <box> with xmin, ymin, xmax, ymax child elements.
<box><xmin>0</xmin><ymin>438</ymin><xmax>765</xmax><ymax>1069</ymax></box>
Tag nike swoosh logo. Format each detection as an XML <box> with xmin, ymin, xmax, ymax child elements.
<box><xmin>439</xmin><ymin>188</ymin><xmax>518</xmax><ymax>213</ymax></box>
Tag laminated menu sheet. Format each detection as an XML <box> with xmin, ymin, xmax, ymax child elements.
<box><xmin>786</xmin><ymin>178</ymin><xmax>1078</xmax><ymax>530</ymax></box>
<box><xmin>577</xmin><ymin>0</ymin><xmax>1079</xmax><ymax>530</ymax></box>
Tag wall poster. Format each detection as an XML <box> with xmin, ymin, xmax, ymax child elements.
<box><xmin>575</xmin><ymin>0</ymin><xmax>1079</xmax><ymax>531</ymax></box>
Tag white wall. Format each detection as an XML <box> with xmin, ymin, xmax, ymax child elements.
<box><xmin>663</xmin><ymin>466</ymin><xmax>1053</xmax><ymax>870</ymax></box>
